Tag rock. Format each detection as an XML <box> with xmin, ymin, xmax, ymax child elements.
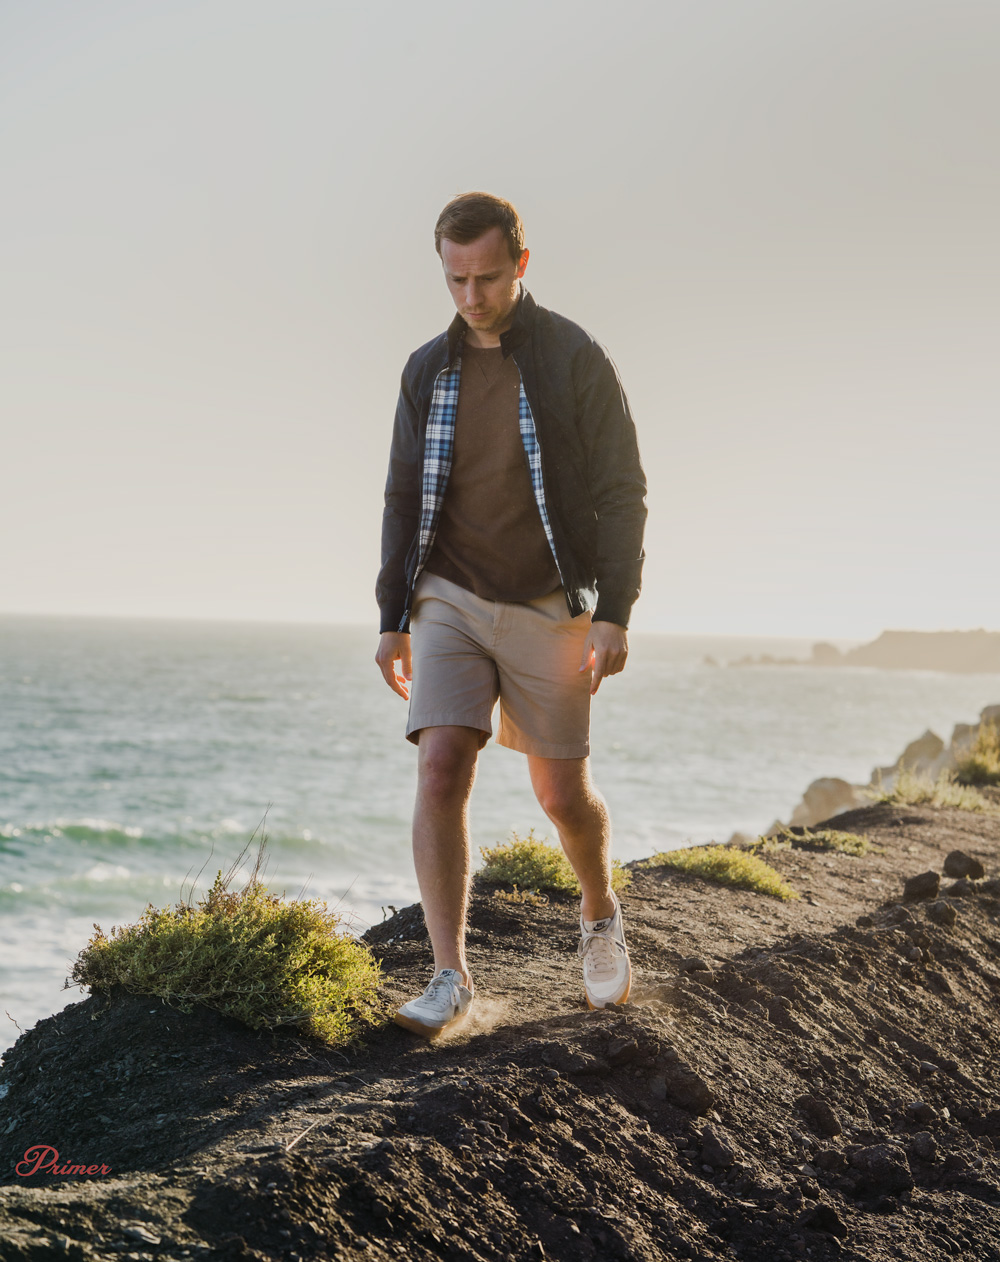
<box><xmin>795</xmin><ymin>1094</ymin><xmax>842</xmax><ymax>1138</ymax></box>
<box><xmin>896</xmin><ymin>730</ymin><xmax>945</xmax><ymax>774</ymax></box>
<box><xmin>908</xmin><ymin>1132</ymin><xmax>937</xmax><ymax>1162</ymax></box>
<box><xmin>606</xmin><ymin>1038</ymin><xmax>639</xmax><ymax>1068</ymax></box>
<box><xmin>903</xmin><ymin>871</ymin><xmax>940</xmax><ymax>901</ymax></box>
<box><xmin>661</xmin><ymin>1065</ymin><xmax>715</xmax><ymax>1114</ymax></box>
<box><xmin>678</xmin><ymin>957</ymin><xmax>712</xmax><ymax>974</ymax></box>
<box><xmin>926</xmin><ymin>900</ymin><xmax>957</xmax><ymax>927</ymax></box>
<box><xmin>790</xmin><ymin>778</ymin><xmax>864</xmax><ymax>829</ymax></box>
<box><xmin>124</xmin><ymin>1226</ymin><xmax>162</xmax><ymax>1246</ymax></box>
<box><xmin>906</xmin><ymin>1101</ymin><xmax>937</xmax><ymax>1124</ymax></box>
<box><xmin>943</xmin><ymin>850</ymin><xmax>986</xmax><ymax>880</ymax></box>
<box><xmin>950</xmin><ymin>722</ymin><xmax>978</xmax><ymax>759</ymax></box>
<box><xmin>700</xmin><ymin>1125</ymin><xmax>736</xmax><ymax>1168</ymax></box>
<box><xmin>815</xmin><ymin>1148</ymin><xmax>847</xmax><ymax>1173</ymax></box>
<box><xmin>798</xmin><ymin>1202</ymin><xmax>848</xmax><ymax>1238</ymax></box>
<box><xmin>925</xmin><ymin>970</ymin><xmax>954</xmax><ymax>996</ymax></box>
<box><xmin>848</xmin><ymin>1144</ymin><xmax>914</xmax><ymax>1196</ymax></box>
<box><xmin>811</xmin><ymin>642</ymin><xmax>843</xmax><ymax>667</ymax></box>
<box><xmin>547</xmin><ymin>1046</ymin><xmax>608</xmax><ymax>1076</ymax></box>
<box><xmin>918</xmin><ymin>1061</ymin><xmax>937</xmax><ymax>1076</ymax></box>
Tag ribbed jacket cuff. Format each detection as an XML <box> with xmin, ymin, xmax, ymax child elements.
<box><xmin>592</xmin><ymin>595</ymin><xmax>634</xmax><ymax>629</ymax></box>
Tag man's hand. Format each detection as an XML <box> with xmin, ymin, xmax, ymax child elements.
<box><xmin>579</xmin><ymin>620</ymin><xmax>628</xmax><ymax>695</ymax></box>
<box><xmin>376</xmin><ymin>631</ymin><xmax>412</xmax><ymax>699</ymax></box>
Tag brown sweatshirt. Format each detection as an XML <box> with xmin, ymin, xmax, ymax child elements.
<box><xmin>425</xmin><ymin>344</ymin><xmax>561</xmax><ymax>602</ymax></box>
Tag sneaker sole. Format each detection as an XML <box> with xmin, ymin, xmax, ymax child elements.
<box><xmin>393</xmin><ymin>1007</ymin><xmax>472</xmax><ymax>1040</ymax></box>
<box><xmin>585</xmin><ymin>970</ymin><xmax>632</xmax><ymax>1011</ymax></box>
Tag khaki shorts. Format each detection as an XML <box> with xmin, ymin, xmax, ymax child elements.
<box><xmin>406</xmin><ymin>571</ymin><xmax>593</xmax><ymax>758</ymax></box>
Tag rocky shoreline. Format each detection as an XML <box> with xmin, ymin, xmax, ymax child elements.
<box><xmin>2</xmin><ymin>783</ymin><xmax>1000</xmax><ymax>1260</ymax></box>
<box><xmin>755</xmin><ymin>702</ymin><xmax>1000</xmax><ymax>836</ymax></box>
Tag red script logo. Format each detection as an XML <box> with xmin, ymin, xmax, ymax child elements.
<box><xmin>15</xmin><ymin>1145</ymin><xmax>112</xmax><ymax>1177</ymax></box>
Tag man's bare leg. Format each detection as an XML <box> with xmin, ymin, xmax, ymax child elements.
<box><xmin>412</xmin><ymin>724</ymin><xmax>481</xmax><ymax>987</ymax></box>
<box><xmin>527</xmin><ymin>755</ymin><xmax>616</xmax><ymax>922</ymax></box>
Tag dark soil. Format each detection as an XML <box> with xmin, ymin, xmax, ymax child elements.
<box><xmin>2</xmin><ymin>800</ymin><xmax>1000</xmax><ymax>1262</ymax></box>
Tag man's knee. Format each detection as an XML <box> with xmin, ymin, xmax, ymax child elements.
<box><xmin>416</xmin><ymin>727</ymin><xmax>480</xmax><ymax>801</ymax></box>
<box><xmin>534</xmin><ymin>775</ymin><xmax>598</xmax><ymax>829</ymax></box>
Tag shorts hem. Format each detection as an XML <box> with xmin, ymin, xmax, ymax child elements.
<box><xmin>495</xmin><ymin>731</ymin><xmax>591</xmax><ymax>759</ymax></box>
<box><xmin>406</xmin><ymin>712</ymin><xmax>493</xmax><ymax>747</ymax></box>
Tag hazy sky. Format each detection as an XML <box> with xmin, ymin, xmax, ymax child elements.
<box><xmin>2</xmin><ymin>1</ymin><xmax>998</xmax><ymax>637</ymax></box>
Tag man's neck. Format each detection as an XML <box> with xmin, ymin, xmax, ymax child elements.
<box><xmin>463</xmin><ymin>326</ymin><xmax>504</xmax><ymax>349</ymax></box>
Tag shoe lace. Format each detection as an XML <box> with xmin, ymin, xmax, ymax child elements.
<box><xmin>579</xmin><ymin>923</ymin><xmax>621</xmax><ymax>980</ymax></box>
<box><xmin>421</xmin><ymin>974</ymin><xmax>459</xmax><ymax>1010</ymax></box>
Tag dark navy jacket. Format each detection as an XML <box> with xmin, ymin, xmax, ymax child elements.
<box><xmin>377</xmin><ymin>289</ymin><xmax>647</xmax><ymax>633</ymax></box>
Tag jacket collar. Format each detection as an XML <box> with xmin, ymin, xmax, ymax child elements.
<box><xmin>500</xmin><ymin>287</ymin><xmax>534</xmax><ymax>356</ymax></box>
<box><xmin>445</xmin><ymin>286</ymin><xmax>536</xmax><ymax>366</ymax></box>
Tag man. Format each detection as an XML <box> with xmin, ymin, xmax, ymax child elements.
<box><xmin>376</xmin><ymin>191</ymin><xmax>646</xmax><ymax>1038</ymax></box>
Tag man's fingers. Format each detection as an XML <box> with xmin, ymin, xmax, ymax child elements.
<box><xmin>588</xmin><ymin>645</ymin><xmax>627</xmax><ymax>694</ymax></box>
<box><xmin>388</xmin><ymin>669</ymin><xmax>409</xmax><ymax>699</ymax></box>
<box><xmin>400</xmin><ymin>640</ymin><xmax>413</xmax><ymax>681</ymax></box>
<box><xmin>375</xmin><ymin>648</ymin><xmax>409</xmax><ymax>699</ymax></box>
<box><xmin>590</xmin><ymin>647</ymin><xmax>608</xmax><ymax>695</ymax></box>
<box><xmin>377</xmin><ymin>657</ymin><xmax>402</xmax><ymax>696</ymax></box>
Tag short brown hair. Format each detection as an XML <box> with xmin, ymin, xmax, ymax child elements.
<box><xmin>434</xmin><ymin>191</ymin><xmax>525</xmax><ymax>263</ymax></box>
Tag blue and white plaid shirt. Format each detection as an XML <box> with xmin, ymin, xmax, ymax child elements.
<box><xmin>414</xmin><ymin>357</ymin><xmax>561</xmax><ymax>582</ymax></box>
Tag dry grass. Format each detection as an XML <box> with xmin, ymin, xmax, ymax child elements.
<box><xmin>869</xmin><ymin>768</ymin><xmax>998</xmax><ymax>814</ymax></box>
<box><xmin>756</xmin><ymin>827</ymin><xmax>874</xmax><ymax>857</ymax></box>
<box><xmin>955</xmin><ymin>722</ymin><xmax>1000</xmax><ymax>787</ymax></box>
<box><xmin>642</xmin><ymin>843</ymin><xmax>798</xmax><ymax>901</ymax></box>
<box><xmin>492</xmin><ymin>886</ymin><xmax>549</xmax><ymax>907</ymax></box>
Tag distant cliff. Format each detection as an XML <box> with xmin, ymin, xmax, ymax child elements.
<box><xmin>819</xmin><ymin>629</ymin><xmax>1000</xmax><ymax>674</ymax></box>
<box><xmin>729</xmin><ymin>630</ymin><xmax>1000</xmax><ymax>673</ymax></box>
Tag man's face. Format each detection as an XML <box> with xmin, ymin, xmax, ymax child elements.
<box><xmin>440</xmin><ymin>227</ymin><xmax>529</xmax><ymax>345</ymax></box>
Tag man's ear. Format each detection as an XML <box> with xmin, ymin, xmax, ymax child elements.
<box><xmin>516</xmin><ymin>248</ymin><xmax>529</xmax><ymax>279</ymax></box>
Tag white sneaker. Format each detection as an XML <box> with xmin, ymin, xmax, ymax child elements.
<box><xmin>579</xmin><ymin>894</ymin><xmax>632</xmax><ymax>1009</ymax></box>
<box><xmin>394</xmin><ymin>969</ymin><xmax>474</xmax><ymax>1039</ymax></box>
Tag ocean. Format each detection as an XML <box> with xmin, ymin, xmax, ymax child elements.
<box><xmin>2</xmin><ymin>613</ymin><xmax>998</xmax><ymax>1054</ymax></box>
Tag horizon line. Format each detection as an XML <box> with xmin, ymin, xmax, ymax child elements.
<box><xmin>2</xmin><ymin>607</ymin><xmax>997</xmax><ymax>642</ymax></box>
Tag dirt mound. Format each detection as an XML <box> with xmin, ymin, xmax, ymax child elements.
<box><xmin>2</xmin><ymin>801</ymin><xmax>1000</xmax><ymax>1261</ymax></box>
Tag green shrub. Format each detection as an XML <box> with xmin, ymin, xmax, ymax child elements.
<box><xmin>955</xmin><ymin>722</ymin><xmax>1000</xmax><ymax>787</ymax></box>
<box><xmin>478</xmin><ymin>828</ymin><xmax>630</xmax><ymax>897</ymax></box>
<box><xmin>869</xmin><ymin>767</ymin><xmax>997</xmax><ymax>814</ymax></box>
<box><xmin>71</xmin><ymin>845</ymin><xmax>381</xmax><ymax>1046</ymax></box>
<box><xmin>643</xmin><ymin>843</ymin><xmax>798</xmax><ymax>901</ymax></box>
